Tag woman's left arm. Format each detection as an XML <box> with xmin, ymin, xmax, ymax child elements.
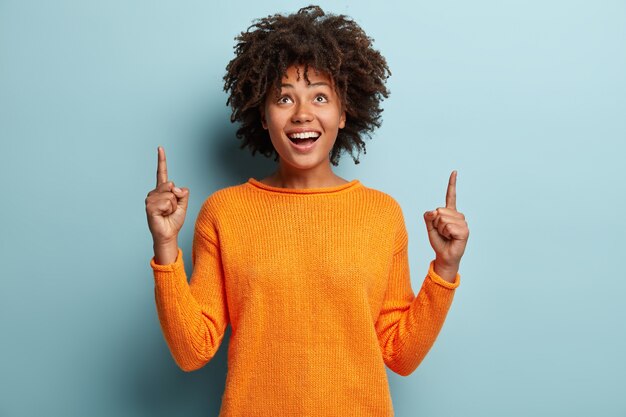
<box><xmin>375</xmin><ymin>170</ymin><xmax>469</xmax><ymax>376</ymax></box>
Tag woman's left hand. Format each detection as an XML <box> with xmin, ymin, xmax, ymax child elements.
<box><xmin>423</xmin><ymin>171</ymin><xmax>470</xmax><ymax>279</ymax></box>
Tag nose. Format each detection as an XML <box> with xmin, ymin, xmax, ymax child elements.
<box><xmin>291</xmin><ymin>101</ymin><xmax>314</xmax><ymax>123</ymax></box>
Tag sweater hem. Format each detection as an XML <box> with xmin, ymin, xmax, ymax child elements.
<box><xmin>150</xmin><ymin>248</ymin><xmax>184</xmax><ymax>272</ymax></box>
<box><xmin>427</xmin><ymin>260</ymin><xmax>460</xmax><ymax>289</ymax></box>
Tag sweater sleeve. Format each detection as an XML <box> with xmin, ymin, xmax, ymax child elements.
<box><xmin>374</xmin><ymin>205</ymin><xmax>460</xmax><ymax>376</ymax></box>
<box><xmin>149</xmin><ymin>200</ymin><xmax>229</xmax><ymax>372</ymax></box>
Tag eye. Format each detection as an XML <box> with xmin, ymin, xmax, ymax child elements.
<box><xmin>277</xmin><ymin>96</ymin><xmax>293</xmax><ymax>104</ymax></box>
<box><xmin>314</xmin><ymin>94</ymin><xmax>329</xmax><ymax>103</ymax></box>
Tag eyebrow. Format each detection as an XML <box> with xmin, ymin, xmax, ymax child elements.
<box><xmin>281</xmin><ymin>82</ymin><xmax>331</xmax><ymax>88</ymax></box>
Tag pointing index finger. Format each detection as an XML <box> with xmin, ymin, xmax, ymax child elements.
<box><xmin>445</xmin><ymin>170</ymin><xmax>457</xmax><ymax>210</ymax></box>
<box><xmin>157</xmin><ymin>146</ymin><xmax>168</xmax><ymax>186</ymax></box>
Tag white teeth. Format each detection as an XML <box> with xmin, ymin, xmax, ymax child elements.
<box><xmin>288</xmin><ymin>132</ymin><xmax>320</xmax><ymax>139</ymax></box>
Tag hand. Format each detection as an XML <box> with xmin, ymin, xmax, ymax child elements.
<box><xmin>145</xmin><ymin>146</ymin><xmax>190</xmax><ymax>245</ymax></box>
<box><xmin>423</xmin><ymin>171</ymin><xmax>469</xmax><ymax>276</ymax></box>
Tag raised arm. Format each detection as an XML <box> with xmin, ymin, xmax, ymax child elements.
<box><xmin>376</xmin><ymin>171</ymin><xmax>468</xmax><ymax>376</ymax></box>
<box><xmin>146</xmin><ymin>146</ymin><xmax>229</xmax><ymax>371</ymax></box>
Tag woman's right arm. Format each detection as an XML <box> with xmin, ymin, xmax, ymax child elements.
<box><xmin>145</xmin><ymin>146</ymin><xmax>229</xmax><ymax>371</ymax></box>
<box><xmin>149</xmin><ymin>223</ymin><xmax>230</xmax><ymax>372</ymax></box>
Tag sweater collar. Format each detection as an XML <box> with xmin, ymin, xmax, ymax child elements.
<box><xmin>246</xmin><ymin>177</ymin><xmax>362</xmax><ymax>195</ymax></box>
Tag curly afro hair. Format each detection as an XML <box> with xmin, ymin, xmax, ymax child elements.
<box><xmin>223</xmin><ymin>5</ymin><xmax>391</xmax><ymax>166</ymax></box>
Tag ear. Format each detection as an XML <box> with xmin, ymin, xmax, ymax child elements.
<box><xmin>339</xmin><ymin>109</ymin><xmax>346</xmax><ymax>129</ymax></box>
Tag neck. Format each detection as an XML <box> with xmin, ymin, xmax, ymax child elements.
<box><xmin>265</xmin><ymin>161</ymin><xmax>347</xmax><ymax>189</ymax></box>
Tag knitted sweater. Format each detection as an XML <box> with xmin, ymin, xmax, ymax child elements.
<box><xmin>150</xmin><ymin>177</ymin><xmax>461</xmax><ymax>417</ymax></box>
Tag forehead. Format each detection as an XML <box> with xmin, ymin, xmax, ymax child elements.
<box><xmin>280</xmin><ymin>65</ymin><xmax>333</xmax><ymax>85</ymax></box>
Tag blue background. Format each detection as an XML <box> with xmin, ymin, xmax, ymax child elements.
<box><xmin>1</xmin><ymin>1</ymin><xmax>625</xmax><ymax>416</ymax></box>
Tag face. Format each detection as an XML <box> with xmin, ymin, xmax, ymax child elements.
<box><xmin>260</xmin><ymin>65</ymin><xmax>346</xmax><ymax>170</ymax></box>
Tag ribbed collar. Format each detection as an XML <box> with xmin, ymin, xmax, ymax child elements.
<box><xmin>246</xmin><ymin>177</ymin><xmax>362</xmax><ymax>195</ymax></box>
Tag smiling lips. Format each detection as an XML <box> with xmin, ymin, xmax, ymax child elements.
<box><xmin>286</xmin><ymin>130</ymin><xmax>320</xmax><ymax>151</ymax></box>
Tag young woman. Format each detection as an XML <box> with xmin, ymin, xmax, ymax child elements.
<box><xmin>145</xmin><ymin>5</ymin><xmax>469</xmax><ymax>416</ymax></box>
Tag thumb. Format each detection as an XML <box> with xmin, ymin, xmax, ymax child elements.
<box><xmin>173</xmin><ymin>187</ymin><xmax>189</xmax><ymax>211</ymax></box>
<box><xmin>423</xmin><ymin>210</ymin><xmax>436</xmax><ymax>232</ymax></box>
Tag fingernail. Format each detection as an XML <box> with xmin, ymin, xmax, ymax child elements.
<box><xmin>173</xmin><ymin>187</ymin><xmax>182</xmax><ymax>193</ymax></box>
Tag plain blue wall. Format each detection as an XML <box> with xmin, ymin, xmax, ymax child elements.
<box><xmin>1</xmin><ymin>1</ymin><xmax>625</xmax><ymax>416</ymax></box>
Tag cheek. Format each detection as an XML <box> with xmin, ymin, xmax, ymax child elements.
<box><xmin>265</xmin><ymin>109</ymin><xmax>286</xmax><ymax>128</ymax></box>
<box><xmin>265</xmin><ymin>121</ymin><xmax>286</xmax><ymax>145</ymax></box>
<box><xmin>322</xmin><ymin>113</ymin><xmax>343</xmax><ymax>131</ymax></box>
<box><xmin>323</xmin><ymin>105</ymin><xmax>344</xmax><ymax>126</ymax></box>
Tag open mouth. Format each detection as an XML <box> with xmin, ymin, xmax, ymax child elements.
<box><xmin>287</xmin><ymin>131</ymin><xmax>321</xmax><ymax>146</ymax></box>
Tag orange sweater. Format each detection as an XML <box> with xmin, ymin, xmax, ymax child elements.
<box><xmin>150</xmin><ymin>177</ymin><xmax>460</xmax><ymax>416</ymax></box>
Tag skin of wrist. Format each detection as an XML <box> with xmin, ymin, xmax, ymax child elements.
<box><xmin>153</xmin><ymin>239</ymin><xmax>179</xmax><ymax>265</ymax></box>
<box><xmin>153</xmin><ymin>238</ymin><xmax>178</xmax><ymax>248</ymax></box>
<box><xmin>433</xmin><ymin>258</ymin><xmax>459</xmax><ymax>282</ymax></box>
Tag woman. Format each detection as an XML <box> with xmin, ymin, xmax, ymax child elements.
<box><xmin>145</xmin><ymin>5</ymin><xmax>469</xmax><ymax>416</ymax></box>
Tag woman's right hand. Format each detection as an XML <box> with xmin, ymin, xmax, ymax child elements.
<box><xmin>145</xmin><ymin>146</ymin><xmax>190</xmax><ymax>246</ymax></box>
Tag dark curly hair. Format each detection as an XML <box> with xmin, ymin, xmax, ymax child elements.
<box><xmin>223</xmin><ymin>5</ymin><xmax>391</xmax><ymax>166</ymax></box>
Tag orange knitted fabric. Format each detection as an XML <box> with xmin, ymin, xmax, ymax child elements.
<box><xmin>150</xmin><ymin>177</ymin><xmax>460</xmax><ymax>417</ymax></box>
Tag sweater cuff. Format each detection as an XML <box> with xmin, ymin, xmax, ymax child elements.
<box><xmin>150</xmin><ymin>247</ymin><xmax>184</xmax><ymax>272</ymax></box>
<box><xmin>427</xmin><ymin>260</ymin><xmax>460</xmax><ymax>289</ymax></box>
